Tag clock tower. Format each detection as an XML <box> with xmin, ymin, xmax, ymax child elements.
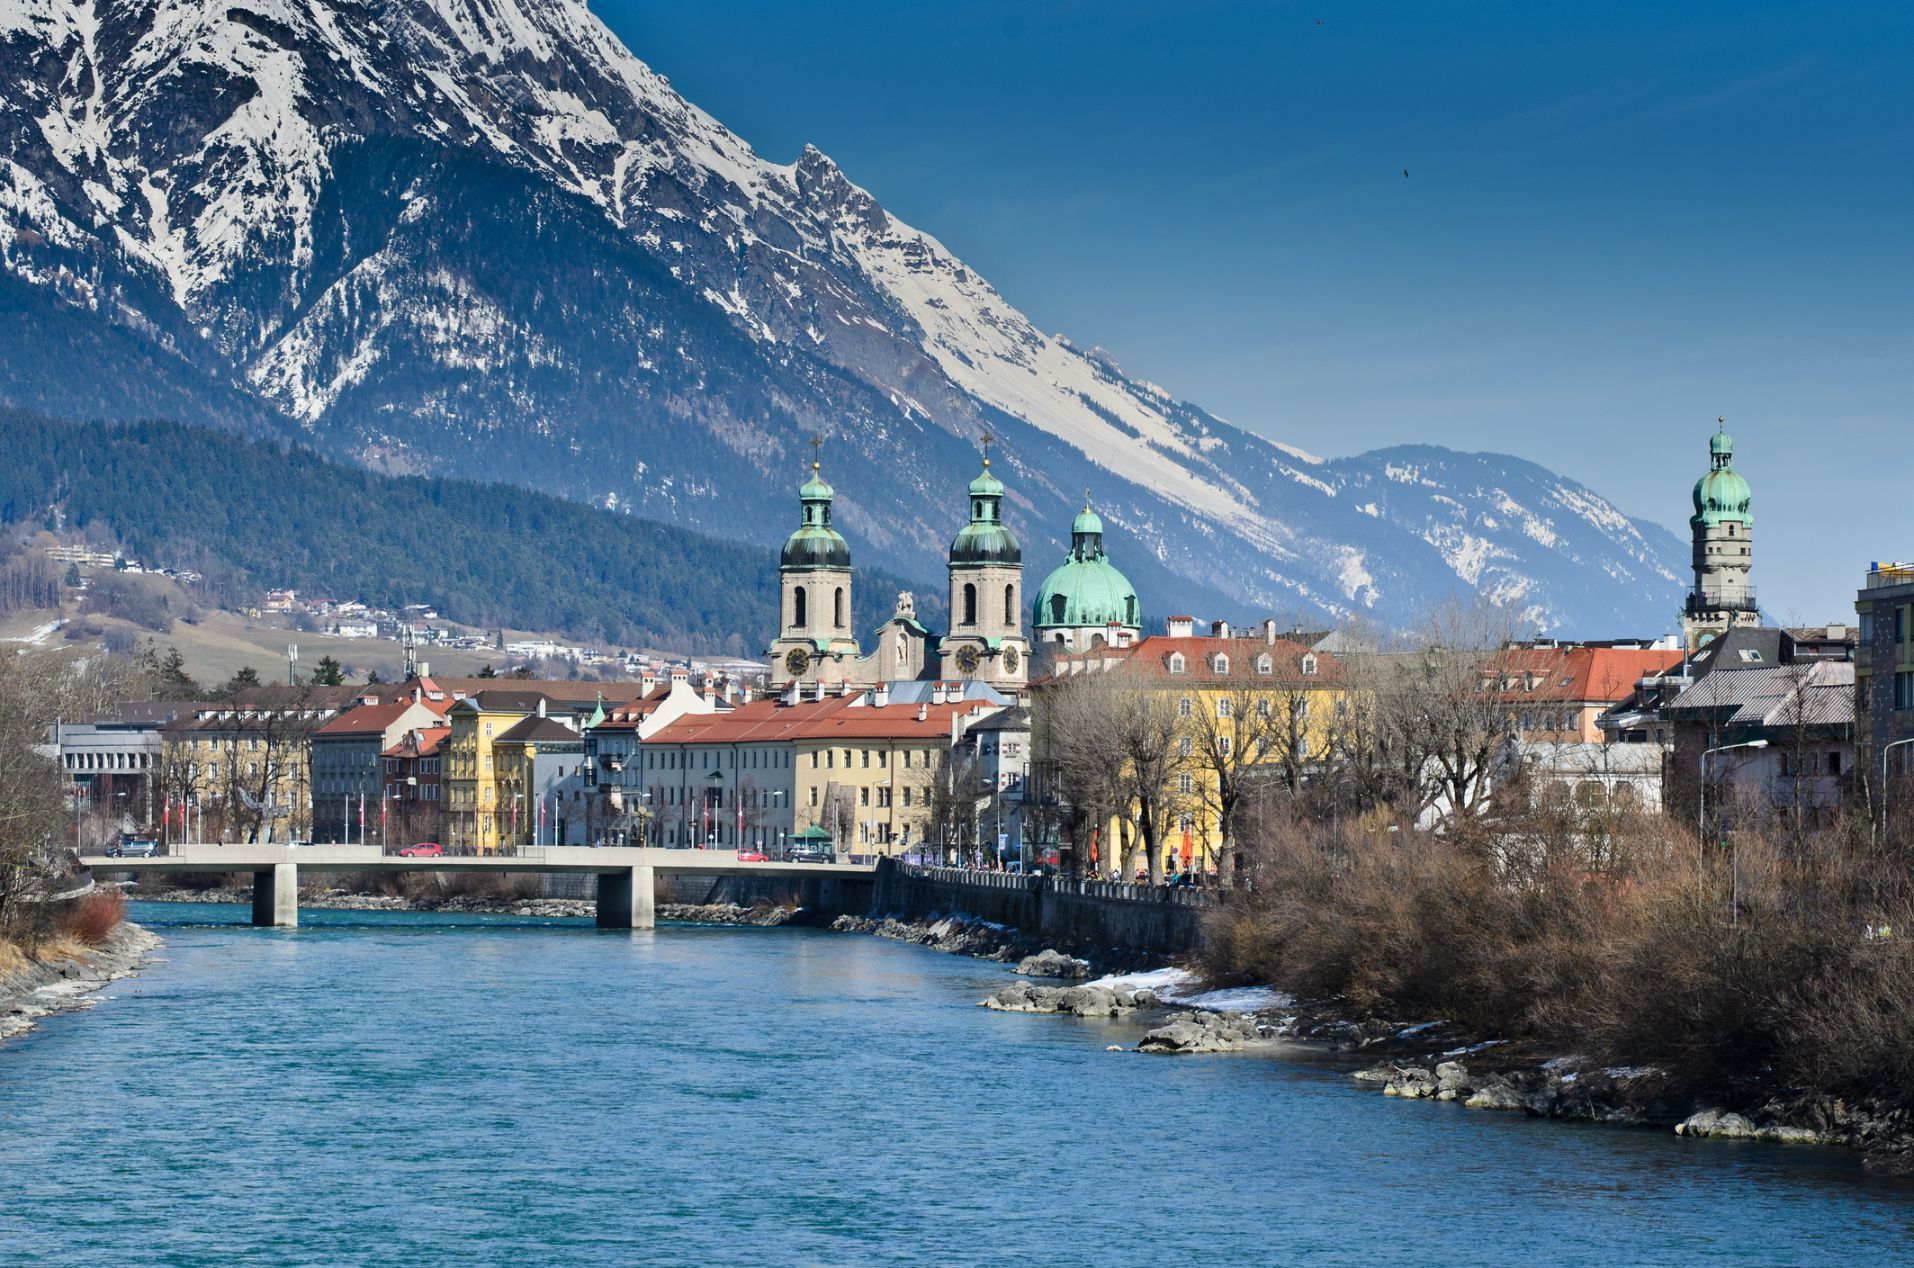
<box><xmin>938</xmin><ymin>439</ymin><xmax>1030</xmax><ymax>689</ymax></box>
<box><xmin>768</xmin><ymin>446</ymin><xmax>861</xmax><ymax>687</ymax></box>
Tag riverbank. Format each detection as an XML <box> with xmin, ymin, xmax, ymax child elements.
<box><xmin>1230</xmin><ymin>996</ymin><xmax>1914</xmax><ymax>1176</ymax></box>
<box><xmin>1</xmin><ymin>922</ymin><xmax>161</xmax><ymax>1044</ymax></box>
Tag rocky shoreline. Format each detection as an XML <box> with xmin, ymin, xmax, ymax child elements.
<box><xmin>1258</xmin><ymin>1004</ymin><xmax>1914</xmax><ymax>1176</ymax></box>
<box><xmin>1</xmin><ymin>923</ymin><xmax>161</xmax><ymax>1045</ymax></box>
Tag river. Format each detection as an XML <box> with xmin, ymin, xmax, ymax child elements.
<box><xmin>2</xmin><ymin>902</ymin><xmax>1911</xmax><ymax>1265</ymax></box>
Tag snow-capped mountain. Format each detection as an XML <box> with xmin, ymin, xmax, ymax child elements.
<box><xmin>0</xmin><ymin>0</ymin><xmax>1685</xmax><ymax>634</ymax></box>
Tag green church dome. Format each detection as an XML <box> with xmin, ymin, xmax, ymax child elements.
<box><xmin>1691</xmin><ymin>430</ymin><xmax>1752</xmax><ymax>527</ymax></box>
<box><xmin>1034</xmin><ymin>502</ymin><xmax>1138</xmax><ymax>631</ymax></box>
<box><xmin>950</xmin><ymin>459</ymin><xmax>1021</xmax><ymax>565</ymax></box>
<box><xmin>782</xmin><ymin>462</ymin><xmax>852</xmax><ymax>571</ymax></box>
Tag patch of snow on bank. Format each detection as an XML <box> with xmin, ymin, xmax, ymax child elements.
<box><xmin>1087</xmin><ymin>967</ymin><xmax>1290</xmax><ymax>1013</ymax></box>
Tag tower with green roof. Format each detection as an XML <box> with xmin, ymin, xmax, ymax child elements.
<box><xmin>768</xmin><ymin>442</ymin><xmax>862</xmax><ymax>686</ymax></box>
<box><xmin>1683</xmin><ymin>421</ymin><xmax>1759</xmax><ymax>649</ymax></box>
<box><xmin>939</xmin><ymin>436</ymin><xmax>1030</xmax><ymax>686</ymax></box>
<box><xmin>1033</xmin><ymin>497</ymin><xmax>1141</xmax><ymax>650</ymax></box>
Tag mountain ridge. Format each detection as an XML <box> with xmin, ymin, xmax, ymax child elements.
<box><xmin>0</xmin><ymin>0</ymin><xmax>1687</xmax><ymax>636</ymax></box>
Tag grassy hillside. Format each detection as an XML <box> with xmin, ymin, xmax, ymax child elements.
<box><xmin>0</xmin><ymin>410</ymin><xmax>943</xmax><ymax>656</ymax></box>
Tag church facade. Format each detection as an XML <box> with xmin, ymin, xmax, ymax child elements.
<box><xmin>766</xmin><ymin>452</ymin><xmax>1030</xmax><ymax>692</ymax></box>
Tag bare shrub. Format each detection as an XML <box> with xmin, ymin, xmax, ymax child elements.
<box><xmin>62</xmin><ymin>890</ymin><xmax>126</xmax><ymax>946</ymax></box>
<box><xmin>1214</xmin><ymin>801</ymin><xmax>1914</xmax><ymax>1109</ymax></box>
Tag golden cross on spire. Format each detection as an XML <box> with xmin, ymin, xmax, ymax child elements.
<box><xmin>980</xmin><ymin>430</ymin><xmax>992</xmax><ymax>467</ymax></box>
<box><xmin>1083</xmin><ymin>486</ymin><xmax>1092</xmax><ymax>512</ymax></box>
<box><xmin>809</xmin><ymin>433</ymin><xmax>823</xmax><ymax>472</ymax></box>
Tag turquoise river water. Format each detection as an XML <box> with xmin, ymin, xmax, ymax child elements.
<box><xmin>2</xmin><ymin>902</ymin><xmax>1913</xmax><ymax>1265</ymax></box>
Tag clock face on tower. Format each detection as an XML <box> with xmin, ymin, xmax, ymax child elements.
<box><xmin>1003</xmin><ymin>646</ymin><xmax>1020</xmax><ymax>674</ymax></box>
<box><xmin>955</xmin><ymin>645</ymin><xmax>981</xmax><ymax>676</ymax></box>
<box><xmin>784</xmin><ymin>647</ymin><xmax>811</xmax><ymax>677</ymax></box>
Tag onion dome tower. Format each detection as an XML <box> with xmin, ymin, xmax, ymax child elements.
<box><xmin>1033</xmin><ymin>496</ymin><xmax>1141</xmax><ymax>651</ymax></box>
<box><xmin>940</xmin><ymin>436</ymin><xmax>1030</xmax><ymax>686</ymax></box>
<box><xmin>768</xmin><ymin>441</ymin><xmax>861</xmax><ymax>686</ymax></box>
<box><xmin>1683</xmin><ymin>420</ymin><xmax>1759</xmax><ymax>650</ymax></box>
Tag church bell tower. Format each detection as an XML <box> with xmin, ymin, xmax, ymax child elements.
<box><xmin>768</xmin><ymin>442</ymin><xmax>860</xmax><ymax>687</ymax></box>
<box><xmin>1683</xmin><ymin>419</ymin><xmax>1759</xmax><ymax>650</ymax></box>
<box><xmin>939</xmin><ymin>436</ymin><xmax>1030</xmax><ymax>688</ymax></box>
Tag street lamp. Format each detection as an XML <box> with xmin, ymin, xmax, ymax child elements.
<box><xmin>1700</xmin><ymin>738</ymin><xmax>1768</xmax><ymax>926</ymax></box>
<box><xmin>1699</xmin><ymin>739</ymin><xmax>1769</xmax><ymax>843</ymax></box>
<box><xmin>1885</xmin><ymin>736</ymin><xmax>1914</xmax><ymax>839</ymax></box>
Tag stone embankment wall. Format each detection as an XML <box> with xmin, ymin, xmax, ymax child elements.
<box><xmin>540</xmin><ymin>871</ymin><xmax>874</xmax><ymax>922</ymax></box>
<box><xmin>869</xmin><ymin>861</ymin><xmax>1209</xmax><ymax>957</ymax></box>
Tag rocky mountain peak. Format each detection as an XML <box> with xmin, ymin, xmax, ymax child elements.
<box><xmin>0</xmin><ymin>0</ymin><xmax>1687</xmax><ymax>636</ymax></box>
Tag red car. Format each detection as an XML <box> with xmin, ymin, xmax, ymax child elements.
<box><xmin>399</xmin><ymin>842</ymin><xmax>444</xmax><ymax>857</ymax></box>
<box><xmin>735</xmin><ymin>850</ymin><xmax>769</xmax><ymax>862</ymax></box>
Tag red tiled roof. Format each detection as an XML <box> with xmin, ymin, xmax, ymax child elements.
<box><xmin>645</xmin><ymin>693</ymin><xmax>994</xmax><ymax>746</ymax></box>
<box><xmin>383</xmin><ymin>726</ymin><xmax>451</xmax><ymax>759</ymax></box>
<box><xmin>1055</xmin><ymin>634</ymin><xmax>1345</xmax><ymax>684</ymax></box>
<box><xmin>316</xmin><ymin>699</ymin><xmax>440</xmax><ymax>737</ymax></box>
<box><xmin>1483</xmin><ymin>647</ymin><xmax>1685</xmax><ymax>704</ymax></box>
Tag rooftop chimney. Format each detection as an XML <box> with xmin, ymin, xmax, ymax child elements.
<box><xmin>1166</xmin><ymin>616</ymin><xmax>1195</xmax><ymax>639</ymax></box>
<box><xmin>1262</xmin><ymin>619</ymin><xmax>1279</xmax><ymax>644</ymax></box>
<box><xmin>1211</xmin><ymin>620</ymin><xmax>1232</xmax><ymax>639</ymax></box>
<box><xmin>872</xmin><ymin>684</ymin><xmax>890</xmax><ymax>707</ymax></box>
<box><xmin>537</xmin><ymin>697</ymin><xmax>547</xmax><ymax>718</ymax></box>
<box><xmin>931</xmin><ymin>683</ymin><xmax>947</xmax><ymax>705</ymax></box>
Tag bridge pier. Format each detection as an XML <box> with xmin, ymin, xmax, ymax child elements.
<box><xmin>252</xmin><ymin>863</ymin><xmax>298</xmax><ymax>928</ymax></box>
<box><xmin>595</xmin><ymin>866</ymin><xmax>654</xmax><ymax>929</ymax></box>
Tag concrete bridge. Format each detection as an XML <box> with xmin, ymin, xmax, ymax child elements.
<box><xmin>80</xmin><ymin>845</ymin><xmax>875</xmax><ymax>929</ymax></box>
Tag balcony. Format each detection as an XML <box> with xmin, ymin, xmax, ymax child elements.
<box><xmin>1685</xmin><ymin>589</ymin><xmax>1758</xmax><ymax>616</ymax></box>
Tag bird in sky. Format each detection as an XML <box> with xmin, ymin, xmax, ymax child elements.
<box><xmin>1402</xmin><ymin>169</ymin><xmax>1410</xmax><ymax>178</ymax></box>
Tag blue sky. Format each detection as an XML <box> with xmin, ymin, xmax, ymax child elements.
<box><xmin>597</xmin><ymin>0</ymin><xmax>1912</xmax><ymax>623</ymax></box>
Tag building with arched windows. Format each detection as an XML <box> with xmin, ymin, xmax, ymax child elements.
<box><xmin>766</xmin><ymin>451</ymin><xmax>1030</xmax><ymax>692</ymax></box>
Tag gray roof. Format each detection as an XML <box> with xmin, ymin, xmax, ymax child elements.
<box><xmin>1666</xmin><ymin>660</ymin><xmax>1855</xmax><ymax>729</ymax></box>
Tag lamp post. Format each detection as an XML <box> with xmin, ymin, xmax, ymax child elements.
<box><xmin>1700</xmin><ymin>738</ymin><xmax>1768</xmax><ymax>925</ymax></box>
<box><xmin>1885</xmin><ymin>737</ymin><xmax>1914</xmax><ymax>841</ymax></box>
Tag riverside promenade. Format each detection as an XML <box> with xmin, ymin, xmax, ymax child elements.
<box><xmin>80</xmin><ymin>845</ymin><xmax>874</xmax><ymax>930</ymax></box>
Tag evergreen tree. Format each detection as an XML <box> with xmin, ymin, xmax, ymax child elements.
<box><xmin>366</xmin><ymin>669</ymin><xmax>384</xmax><ymax>685</ymax></box>
<box><xmin>475</xmin><ymin>663</ymin><xmax>498</xmax><ymax>679</ymax></box>
<box><xmin>148</xmin><ymin>645</ymin><xmax>202</xmax><ymax>698</ymax></box>
<box><xmin>224</xmin><ymin>666</ymin><xmax>261</xmax><ymax>694</ymax></box>
<box><xmin>312</xmin><ymin>655</ymin><xmax>345</xmax><ymax>686</ymax></box>
<box><xmin>63</xmin><ymin>563</ymin><xmax>81</xmax><ymax>588</ymax></box>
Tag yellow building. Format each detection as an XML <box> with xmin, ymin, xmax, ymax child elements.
<box><xmin>491</xmin><ymin>714</ymin><xmax>588</xmax><ymax>849</ymax></box>
<box><xmin>641</xmin><ymin>686</ymin><xmax>1005</xmax><ymax>859</ymax></box>
<box><xmin>1045</xmin><ymin>621</ymin><xmax>1350</xmax><ymax>876</ymax></box>
<box><xmin>157</xmin><ymin>684</ymin><xmax>364</xmax><ymax>844</ymax></box>
<box><xmin>442</xmin><ymin>689</ymin><xmax>560</xmax><ymax>854</ymax></box>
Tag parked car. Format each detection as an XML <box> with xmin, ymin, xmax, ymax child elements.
<box><xmin>735</xmin><ymin>850</ymin><xmax>769</xmax><ymax>862</ymax></box>
<box><xmin>398</xmin><ymin>842</ymin><xmax>444</xmax><ymax>858</ymax></box>
<box><xmin>788</xmin><ymin>846</ymin><xmax>835</xmax><ymax>865</ymax></box>
<box><xmin>106</xmin><ymin>838</ymin><xmax>159</xmax><ymax>859</ymax></box>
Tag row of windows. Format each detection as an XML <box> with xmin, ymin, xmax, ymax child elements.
<box><xmin>642</xmin><ymin>748</ymin><xmax>795</xmax><ymax>771</ymax></box>
<box><xmin>957</xmin><ymin>582</ymin><xmax>1017</xmax><ymax>628</ymax></box>
<box><xmin>1175</xmin><ymin>696</ymin><xmax>1316</xmax><ymax>721</ymax></box>
<box><xmin>1167</xmin><ymin>651</ymin><xmax>1318</xmax><ymax>676</ymax></box>
<box><xmin>65</xmin><ymin>750</ymin><xmax>153</xmax><ymax>771</ymax></box>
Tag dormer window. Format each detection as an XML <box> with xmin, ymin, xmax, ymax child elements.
<box><xmin>1301</xmin><ymin>654</ymin><xmax>1318</xmax><ymax>676</ymax></box>
<box><xmin>1213</xmin><ymin>654</ymin><xmax>1229</xmax><ymax>674</ymax></box>
<box><xmin>1168</xmin><ymin>652</ymin><xmax>1186</xmax><ymax>674</ymax></box>
<box><xmin>1257</xmin><ymin>654</ymin><xmax>1273</xmax><ymax>675</ymax></box>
